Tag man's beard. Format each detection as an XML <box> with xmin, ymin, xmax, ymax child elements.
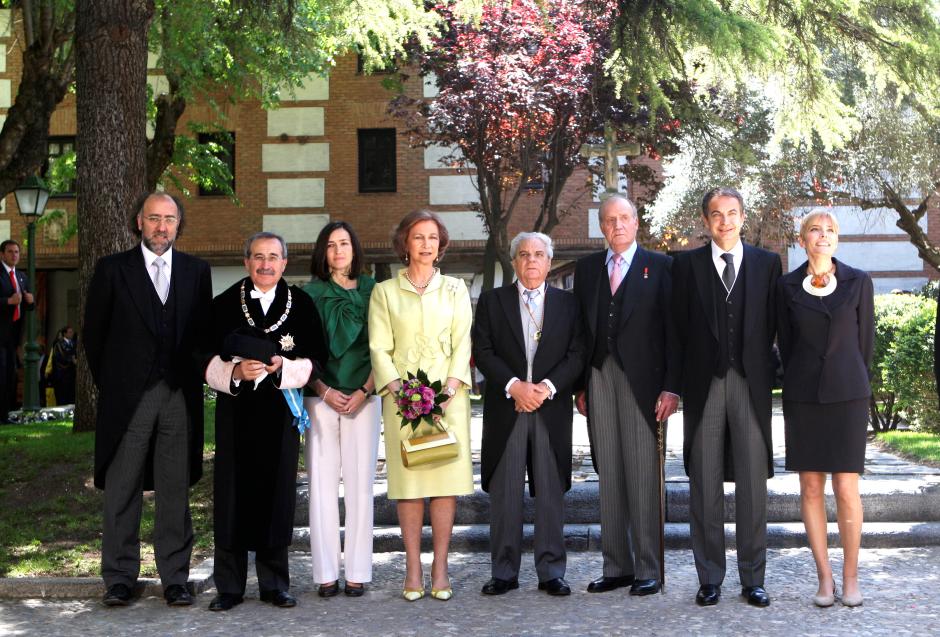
<box><xmin>143</xmin><ymin>234</ymin><xmax>174</xmax><ymax>255</ymax></box>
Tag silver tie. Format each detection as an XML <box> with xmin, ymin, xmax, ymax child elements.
<box><xmin>153</xmin><ymin>256</ymin><xmax>169</xmax><ymax>304</ymax></box>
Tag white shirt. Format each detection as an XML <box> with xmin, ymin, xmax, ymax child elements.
<box><xmin>606</xmin><ymin>241</ymin><xmax>638</xmax><ymax>289</ymax></box>
<box><xmin>504</xmin><ymin>281</ymin><xmax>557</xmax><ymax>400</ymax></box>
<box><xmin>250</xmin><ymin>286</ymin><xmax>277</xmax><ymax>315</ymax></box>
<box><xmin>2</xmin><ymin>262</ymin><xmax>17</xmax><ymax>292</ymax></box>
<box><xmin>140</xmin><ymin>243</ymin><xmax>173</xmax><ymax>296</ymax></box>
<box><xmin>710</xmin><ymin>239</ymin><xmax>743</xmax><ymax>289</ymax></box>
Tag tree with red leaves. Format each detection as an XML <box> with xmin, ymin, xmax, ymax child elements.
<box><xmin>391</xmin><ymin>0</ymin><xmax>615</xmax><ymax>286</ymax></box>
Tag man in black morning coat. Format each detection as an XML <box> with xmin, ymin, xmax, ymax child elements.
<box><xmin>671</xmin><ymin>187</ymin><xmax>781</xmax><ymax>608</ymax></box>
<box><xmin>203</xmin><ymin>231</ymin><xmax>326</xmax><ymax>611</ymax></box>
<box><xmin>473</xmin><ymin>231</ymin><xmax>585</xmax><ymax>597</ymax></box>
<box><xmin>84</xmin><ymin>192</ymin><xmax>212</xmax><ymax>607</ymax></box>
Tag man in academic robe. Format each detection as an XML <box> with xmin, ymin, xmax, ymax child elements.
<box><xmin>0</xmin><ymin>239</ymin><xmax>34</xmax><ymax>421</ymax></box>
<box><xmin>671</xmin><ymin>187</ymin><xmax>781</xmax><ymax>607</ymax></box>
<box><xmin>473</xmin><ymin>232</ymin><xmax>585</xmax><ymax>596</ymax></box>
<box><xmin>203</xmin><ymin>231</ymin><xmax>326</xmax><ymax>611</ymax></box>
<box><xmin>84</xmin><ymin>193</ymin><xmax>213</xmax><ymax>607</ymax></box>
<box><xmin>573</xmin><ymin>194</ymin><xmax>680</xmax><ymax>597</ymax></box>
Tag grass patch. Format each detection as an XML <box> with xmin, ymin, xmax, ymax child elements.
<box><xmin>0</xmin><ymin>402</ymin><xmax>217</xmax><ymax>578</ymax></box>
<box><xmin>877</xmin><ymin>430</ymin><xmax>940</xmax><ymax>465</ymax></box>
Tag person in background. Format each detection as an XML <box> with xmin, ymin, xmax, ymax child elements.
<box><xmin>303</xmin><ymin>221</ymin><xmax>380</xmax><ymax>598</ymax></box>
<box><xmin>776</xmin><ymin>210</ymin><xmax>874</xmax><ymax>608</ymax></box>
<box><xmin>50</xmin><ymin>326</ymin><xmax>77</xmax><ymax>405</ymax></box>
<box><xmin>0</xmin><ymin>239</ymin><xmax>34</xmax><ymax>422</ymax></box>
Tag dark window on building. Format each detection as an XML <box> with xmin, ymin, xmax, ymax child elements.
<box><xmin>43</xmin><ymin>136</ymin><xmax>76</xmax><ymax>197</ymax></box>
<box><xmin>356</xmin><ymin>53</ymin><xmax>397</xmax><ymax>75</ymax></box>
<box><xmin>198</xmin><ymin>132</ymin><xmax>235</xmax><ymax>196</ymax></box>
<box><xmin>358</xmin><ymin>128</ymin><xmax>397</xmax><ymax>193</ymax></box>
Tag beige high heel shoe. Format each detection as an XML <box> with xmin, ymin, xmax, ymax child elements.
<box><xmin>813</xmin><ymin>581</ymin><xmax>836</xmax><ymax>608</ymax></box>
<box><xmin>402</xmin><ymin>572</ymin><xmax>425</xmax><ymax>602</ymax></box>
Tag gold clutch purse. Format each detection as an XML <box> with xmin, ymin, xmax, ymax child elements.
<box><xmin>400</xmin><ymin>429</ymin><xmax>459</xmax><ymax>468</ymax></box>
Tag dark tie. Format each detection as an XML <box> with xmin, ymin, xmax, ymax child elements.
<box><xmin>721</xmin><ymin>253</ymin><xmax>736</xmax><ymax>292</ymax></box>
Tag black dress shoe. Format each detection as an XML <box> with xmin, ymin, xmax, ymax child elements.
<box><xmin>344</xmin><ymin>582</ymin><xmax>365</xmax><ymax>597</ymax></box>
<box><xmin>481</xmin><ymin>577</ymin><xmax>519</xmax><ymax>595</ymax></box>
<box><xmin>629</xmin><ymin>579</ymin><xmax>661</xmax><ymax>596</ymax></box>
<box><xmin>586</xmin><ymin>575</ymin><xmax>635</xmax><ymax>593</ymax></box>
<box><xmin>260</xmin><ymin>589</ymin><xmax>297</xmax><ymax>608</ymax></box>
<box><xmin>163</xmin><ymin>584</ymin><xmax>193</xmax><ymax>606</ymax></box>
<box><xmin>208</xmin><ymin>593</ymin><xmax>243</xmax><ymax>611</ymax></box>
<box><xmin>318</xmin><ymin>581</ymin><xmax>340</xmax><ymax>597</ymax></box>
<box><xmin>538</xmin><ymin>577</ymin><xmax>571</xmax><ymax>596</ymax></box>
<box><xmin>742</xmin><ymin>585</ymin><xmax>770</xmax><ymax>607</ymax></box>
<box><xmin>696</xmin><ymin>584</ymin><xmax>721</xmax><ymax>606</ymax></box>
<box><xmin>102</xmin><ymin>583</ymin><xmax>132</xmax><ymax>607</ymax></box>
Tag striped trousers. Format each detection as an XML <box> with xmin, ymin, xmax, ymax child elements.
<box><xmin>688</xmin><ymin>368</ymin><xmax>768</xmax><ymax>587</ymax></box>
<box><xmin>589</xmin><ymin>357</ymin><xmax>660</xmax><ymax>580</ymax></box>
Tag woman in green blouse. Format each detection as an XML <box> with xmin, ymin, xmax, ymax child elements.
<box><xmin>304</xmin><ymin>221</ymin><xmax>379</xmax><ymax>598</ymax></box>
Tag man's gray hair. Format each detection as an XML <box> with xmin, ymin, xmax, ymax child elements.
<box><xmin>598</xmin><ymin>193</ymin><xmax>637</xmax><ymax>221</ymax></box>
<box><xmin>509</xmin><ymin>231</ymin><xmax>554</xmax><ymax>259</ymax></box>
<box><xmin>244</xmin><ymin>231</ymin><xmax>288</xmax><ymax>259</ymax></box>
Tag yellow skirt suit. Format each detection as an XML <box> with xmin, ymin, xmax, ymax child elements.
<box><xmin>368</xmin><ymin>270</ymin><xmax>474</xmax><ymax>499</ymax></box>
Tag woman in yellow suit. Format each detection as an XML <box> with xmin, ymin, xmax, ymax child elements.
<box><xmin>369</xmin><ymin>209</ymin><xmax>474</xmax><ymax>602</ymax></box>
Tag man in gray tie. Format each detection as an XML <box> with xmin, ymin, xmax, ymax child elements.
<box><xmin>84</xmin><ymin>192</ymin><xmax>213</xmax><ymax>607</ymax></box>
<box><xmin>473</xmin><ymin>232</ymin><xmax>585</xmax><ymax>596</ymax></box>
<box><xmin>573</xmin><ymin>194</ymin><xmax>680</xmax><ymax>597</ymax></box>
<box><xmin>671</xmin><ymin>187</ymin><xmax>782</xmax><ymax>607</ymax></box>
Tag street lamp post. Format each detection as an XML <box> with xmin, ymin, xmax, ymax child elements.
<box><xmin>13</xmin><ymin>176</ymin><xmax>49</xmax><ymax>413</ymax></box>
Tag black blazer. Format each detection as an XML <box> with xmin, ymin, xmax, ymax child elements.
<box><xmin>83</xmin><ymin>246</ymin><xmax>213</xmax><ymax>489</ymax></box>
<box><xmin>0</xmin><ymin>266</ymin><xmax>33</xmax><ymax>344</ymax></box>
<box><xmin>472</xmin><ymin>284</ymin><xmax>585</xmax><ymax>495</ymax></box>
<box><xmin>776</xmin><ymin>259</ymin><xmax>874</xmax><ymax>403</ymax></box>
<box><xmin>573</xmin><ymin>246</ymin><xmax>680</xmax><ymax>434</ymax></box>
<box><xmin>672</xmin><ymin>242</ymin><xmax>781</xmax><ymax>478</ymax></box>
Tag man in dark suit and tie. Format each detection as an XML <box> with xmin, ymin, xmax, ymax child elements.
<box><xmin>671</xmin><ymin>187</ymin><xmax>781</xmax><ymax>607</ymax></box>
<box><xmin>573</xmin><ymin>194</ymin><xmax>680</xmax><ymax>596</ymax></box>
<box><xmin>84</xmin><ymin>192</ymin><xmax>212</xmax><ymax>607</ymax></box>
<box><xmin>473</xmin><ymin>232</ymin><xmax>585</xmax><ymax>597</ymax></box>
<box><xmin>0</xmin><ymin>240</ymin><xmax>34</xmax><ymax>422</ymax></box>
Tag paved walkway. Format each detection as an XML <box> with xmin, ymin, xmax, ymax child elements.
<box><xmin>2</xmin><ymin>548</ymin><xmax>938</xmax><ymax>636</ymax></box>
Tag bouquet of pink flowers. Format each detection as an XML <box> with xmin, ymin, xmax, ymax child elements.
<box><xmin>395</xmin><ymin>369</ymin><xmax>448</xmax><ymax>432</ymax></box>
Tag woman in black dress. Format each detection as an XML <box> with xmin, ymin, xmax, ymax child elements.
<box><xmin>776</xmin><ymin>210</ymin><xmax>874</xmax><ymax>608</ymax></box>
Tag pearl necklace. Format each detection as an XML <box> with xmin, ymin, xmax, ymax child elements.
<box><xmin>403</xmin><ymin>267</ymin><xmax>438</xmax><ymax>290</ymax></box>
<box><xmin>240</xmin><ymin>280</ymin><xmax>292</xmax><ymax>333</ymax></box>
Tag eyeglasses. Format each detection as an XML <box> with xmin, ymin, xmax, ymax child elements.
<box><xmin>143</xmin><ymin>215</ymin><xmax>179</xmax><ymax>226</ymax></box>
<box><xmin>250</xmin><ymin>254</ymin><xmax>284</xmax><ymax>263</ymax></box>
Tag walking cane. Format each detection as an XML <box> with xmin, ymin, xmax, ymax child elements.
<box><xmin>657</xmin><ymin>418</ymin><xmax>667</xmax><ymax>593</ymax></box>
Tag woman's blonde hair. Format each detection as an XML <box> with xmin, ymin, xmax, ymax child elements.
<box><xmin>799</xmin><ymin>209</ymin><xmax>840</xmax><ymax>241</ymax></box>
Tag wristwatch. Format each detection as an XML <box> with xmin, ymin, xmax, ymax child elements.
<box><xmin>445</xmin><ymin>386</ymin><xmax>456</xmax><ymax>397</ymax></box>
<box><xmin>359</xmin><ymin>385</ymin><xmax>371</xmax><ymax>396</ymax></box>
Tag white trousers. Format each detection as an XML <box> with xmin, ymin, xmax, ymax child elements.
<box><xmin>304</xmin><ymin>395</ymin><xmax>381</xmax><ymax>584</ymax></box>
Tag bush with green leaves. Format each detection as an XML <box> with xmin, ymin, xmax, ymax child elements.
<box><xmin>871</xmin><ymin>293</ymin><xmax>940</xmax><ymax>433</ymax></box>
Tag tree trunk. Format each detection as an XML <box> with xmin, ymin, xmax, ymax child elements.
<box><xmin>146</xmin><ymin>82</ymin><xmax>186</xmax><ymax>191</ymax></box>
<box><xmin>73</xmin><ymin>0</ymin><xmax>154</xmax><ymax>432</ymax></box>
<box><xmin>0</xmin><ymin>11</ymin><xmax>73</xmax><ymax>198</ymax></box>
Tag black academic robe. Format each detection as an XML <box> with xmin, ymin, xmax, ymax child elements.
<box><xmin>208</xmin><ymin>278</ymin><xmax>326</xmax><ymax>551</ymax></box>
